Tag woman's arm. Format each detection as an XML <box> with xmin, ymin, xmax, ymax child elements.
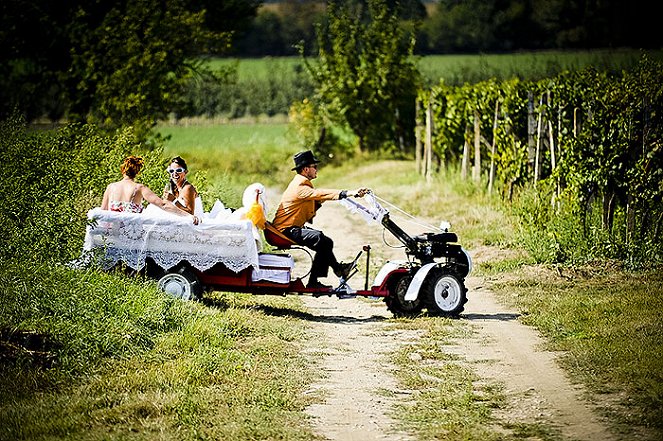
<box><xmin>162</xmin><ymin>181</ymin><xmax>176</xmax><ymax>202</ymax></box>
<box><xmin>139</xmin><ymin>184</ymin><xmax>199</xmax><ymax>223</ymax></box>
<box><xmin>174</xmin><ymin>184</ymin><xmax>197</xmax><ymax>215</ymax></box>
<box><xmin>101</xmin><ymin>184</ymin><xmax>111</xmax><ymax>210</ymax></box>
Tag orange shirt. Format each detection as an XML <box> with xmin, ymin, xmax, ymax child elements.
<box><xmin>271</xmin><ymin>174</ymin><xmax>341</xmax><ymax>231</ymax></box>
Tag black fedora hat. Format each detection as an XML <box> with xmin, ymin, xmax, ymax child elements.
<box><xmin>291</xmin><ymin>150</ymin><xmax>321</xmax><ymax>170</ymax></box>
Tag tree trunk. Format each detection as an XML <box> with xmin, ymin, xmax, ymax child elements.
<box><xmin>602</xmin><ymin>191</ymin><xmax>615</xmax><ymax>232</ymax></box>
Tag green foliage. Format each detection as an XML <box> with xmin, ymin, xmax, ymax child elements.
<box><xmin>171</xmin><ymin>50</ymin><xmax>659</xmax><ymax>122</ymax></box>
<box><xmin>286</xmin><ymin>98</ymin><xmax>354</xmax><ymax>163</ymax></box>
<box><xmin>426</xmin><ymin>55</ymin><xmax>663</xmax><ymax>266</ymax></box>
<box><xmin>176</xmin><ymin>59</ymin><xmax>314</xmax><ymax>119</ymax></box>
<box><xmin>0</xmin><ymin>117</ymin><xmax>187</xmax><ymax>264</ymax></box>
<box><xmin>67</xmin><ymin>0</ymin><xmax>230</xmax><ymax>136</ymax></box>
<box><xmin>0</xmin><ymin>121</ymin><xmax>314</xmax><ymax>440</ymax></box>
<box><xmin>303</xmin><ymin>0</ymin><xmax>421</xmax><ymax>151</ymax></box>
<box><xmin>1</xmin><ymin>0</ymin><xmax>238</xmax><ymax>136</ymax></box>
<box><xmin>1</xmin><ymin>118</ymin><xmax>120</xmax><ymax>262</ymax></box>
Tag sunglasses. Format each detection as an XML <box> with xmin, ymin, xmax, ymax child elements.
<box><xmin>167</xmin><ymin>167</ymin><xmax>186</xmax><ymax>174</ymax></box>
<box><xmin>308</xmin><ymin>164</ymin><xmax>318</xmax><ymax>169</ymax></box>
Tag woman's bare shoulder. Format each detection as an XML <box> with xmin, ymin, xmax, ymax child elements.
<box><xmin>183</xmin><ymin>182</ymin><xmax>198</xmax><ymax>195</ymax></box>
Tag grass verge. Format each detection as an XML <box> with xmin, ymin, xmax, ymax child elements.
<box><xmin>0</xmin><ymin>259</ymin><xmax>317</xmax><ymax>440</ymax></box>
<box><xmin>488</xmin><ymin>265</ymin><xmax>663</xmax><ymax>438</ymax></box>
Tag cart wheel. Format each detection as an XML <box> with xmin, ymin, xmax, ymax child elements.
<box><xmin>422</xmin><ymin>267</ymin><xmax>467</xmax><ymax>317</ymax></box>
<box><xmin>385</xmin><ymin>274</ymin><xmax>423</xmax><ymax>317</ymax></box>
<box><xmin>157</xmin><ymin>266</ymin><xmax>202</xmax><ymax>301</ymax></box>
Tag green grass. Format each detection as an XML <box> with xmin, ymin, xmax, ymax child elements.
<box><xmin>4</xmin><ymin>120</ymin><xmax>663</xmax><ymax>440</ymax></box>
<box><xmin>156</xmin><ymin>122</ymin><xmax>293</xmax><ymax>183</ymax></box>
<box><xmin>415</xmin><ymin>49</ymin><xmax>663</xmax><ymax>84</ymax></box>
<box><xmin>156</xmin><ymin>122</ymin><xmax>298</xmax><ymax>207</ymax></box>
<box><xmin>204</xmin><ymin>56</ymin><xmax>303</xmax><ymax>81</ymax></box>
<box><xmin>490</xmin><ymin>266</ymin><xmax>663</xmax><ymax>436</ymax></box>
<box><xmin>206</xmin><ymin>49</ymin><xmax>663</xmax><ymax>86</ymax></box>
<box><xmin>0</xmin><ymin>259</ymin><xmax>317</xmax><ymax>441</ymax></box>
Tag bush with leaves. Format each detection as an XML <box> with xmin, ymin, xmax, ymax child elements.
<box><xmin>302</xmin><ymin>0</ymin><xmax>421</xmax><ymax>152</ymax></box>
<box><xmin>0</xmin><ymin>117</ymin><xmax>190</xmax><ymax>264</ymax></box>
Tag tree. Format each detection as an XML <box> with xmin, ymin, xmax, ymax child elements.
<box><xmin>66</xmin><ymin>0</ymin><xmax>231</xmax><ymax>136</ymax></box>
<box><xmin>303</xmin><ymin>0</ymin><xmax>421</xmax><ymax>152</ymax></box>
<box><xmin>0</xmin><ymin>0</ymin><xmax>257</xmax><ymax>134</ymax></box>
<box><xmin>0</xmin><ymin>0</ymin><xmax>76</xmax><ymax>121</ymax></box>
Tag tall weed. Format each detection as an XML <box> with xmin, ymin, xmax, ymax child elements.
<box><xmin>512</xmin><ymin>182</ymin><xmax>662</xmax><ymax>268</ymax></box>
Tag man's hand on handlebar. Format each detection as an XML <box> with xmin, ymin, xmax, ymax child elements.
<box><xmin>352</xmin><ymin>188</ymin><xmax>371</xmax><ymax>198</ymax></box>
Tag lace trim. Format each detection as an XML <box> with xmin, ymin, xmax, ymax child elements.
<box><xmin>83</xmin><ymin>207</ymin><xmax>259</xmax><ymax>273</ymax></box>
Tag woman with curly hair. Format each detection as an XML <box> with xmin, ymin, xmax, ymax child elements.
<box><xmin>101</xmin><ymin>155</ymin><xmax>199</xmax><ymax>224</ymax></box>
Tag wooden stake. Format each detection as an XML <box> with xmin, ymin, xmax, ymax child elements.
<box><xmin>534</xmin><ymin>97</ymin><xmax>543</xmax><ymax>185</ymax></box>
<box><xmin>425</xmin><ymin>97</ymin><xmax>433</xmax><ymax>182</ymax></box>
<box><xmin>488</xmin><ymin>100</ymin><xmax>499</xmax><ymax>194</ymax></box>
<box><xmin>473</xmin><ymin>110</ymin><xmax>481</xmax><ymax>182</ymax></box>
<box><xmin>415</xmin><ymin>97</ymin><xmax>422</xmax><ymax>174</ymax></box>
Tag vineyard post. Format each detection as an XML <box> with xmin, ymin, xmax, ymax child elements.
<box><xmin>573</xmin><ymin>107</ymin><xmax>579</xmax><ymax>137</ymax></box>
<box><xmin>548</xmin><ymin>119</ymin><xmax>556</xmax><ymax>207</ymax></box>
<box><xmin>473</xmin><ymin>109</ymin><xmax>481</xmax><ymax>182</ymax></box>
<box><xmin>527</xmin><ymin>91</ymin><xmax>536</xmax><ymax>178</ymax></box>
<box><xmin>557</xmin><ymin>102</ymin><xmax>562</xmax><ymax>205</ymax></box>
<box><xmin>534</xmin><ymin>95</ymin><xmax>543</xmax><ymax>185</ymax></box>
<box><xmin>415</xmin><ymin>96</ymin><xmax>422</xmax><ymax>174</ymax></box>
<box><xmin>547</xmin><ymin>91</ymin><xmax>556</xmax><ymax>171</ymax></box>
<box><xmin>461</xmin><ymin>124</ymin><xmax>470</xmax><ymax>180</ymax></box>
<box><xmin>488</xmin><ymin>99</ymin><xmax>499</xmax><ymax>194</ymax></box>
<box><xmin>425</xmin><ymin>96</ymin><xmax>433</xmax><ymax>182</ymax></box>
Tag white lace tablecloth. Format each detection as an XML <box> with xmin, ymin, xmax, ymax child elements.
<box><xmin>84</xmin><ymin>207</ymin><xmax>259</xmax><ymax>272</ymax></box>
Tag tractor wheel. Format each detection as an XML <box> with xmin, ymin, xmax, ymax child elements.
<box><xmin>422</xmin><ymin>267</ymin><xmax>467</xmax><ymax>317</ymax></box>
<box><xmin>157</xmin><ymin>266</ymin><xmax>202</xmax><ymax>301</ymax></box>
<box><xmin>385</xmin><ymin>274</ymin><xmax>423</xmax><ymax>318</ymax></box>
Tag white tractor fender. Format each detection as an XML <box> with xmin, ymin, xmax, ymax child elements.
<box><xmin>462</xmin><ymin>247</ymin><xmax>473</xmax><ymax>276</ymax></box>
<box><xmin>404</xmin><ymin>263</ymin><xmax>438</xmax><ymax>301</ymax></box>
<box><xmin>373</xmin><ymin>260</ymin><xmax>407</xmax><ymax>287</ymax></box>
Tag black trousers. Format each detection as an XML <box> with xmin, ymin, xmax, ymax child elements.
<box><xmin>284</xmin><ymin>226</ymin><xmax>339</xmax><ymax>281</ymax></box>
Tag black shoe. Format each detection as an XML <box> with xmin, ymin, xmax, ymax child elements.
<box><xmin>334</xmin><ymin>262</ymin><xmax>355</xmax><ymax>279</ymax></box>
<box><xmin>307</xmin><ymin>280</ymin><xmax>332</xmax><ymax>290</ymax></box>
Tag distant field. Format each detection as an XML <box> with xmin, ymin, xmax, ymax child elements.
<box><xmin>205</xmin><ymin>49</ymin><xmax>661</xmax><ymax>85</ymax></box>
<box><xmin>156</xmin><ymin>122</ymin><xmax>295</xmax><ymax>204</ymax></box>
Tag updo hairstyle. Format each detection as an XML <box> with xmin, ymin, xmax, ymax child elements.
<box><xmin>170</xmin><ymin>156</ymin><xmax>188</xmax><ymax>171</ymax></box>
<box><xmin>121</xmin><ymin>155</ymin><xmax>144</xmax><ymax>179</ymax></box>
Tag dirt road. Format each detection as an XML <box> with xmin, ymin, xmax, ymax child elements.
<box><xmin>279</xmin><ymin>194</ymin><xmax>616</xmax><ymax>441</ymax></box>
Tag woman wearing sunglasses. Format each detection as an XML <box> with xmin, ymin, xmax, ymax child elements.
<box><xmin>162</xmin><ymin>156</ymin><xmax>199</xmax><ymax>215</ymax></box>
<box><xmin>101</xmin><ymin>155</ymin><xmax>199</xmax><ymax>224</ymax></box>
